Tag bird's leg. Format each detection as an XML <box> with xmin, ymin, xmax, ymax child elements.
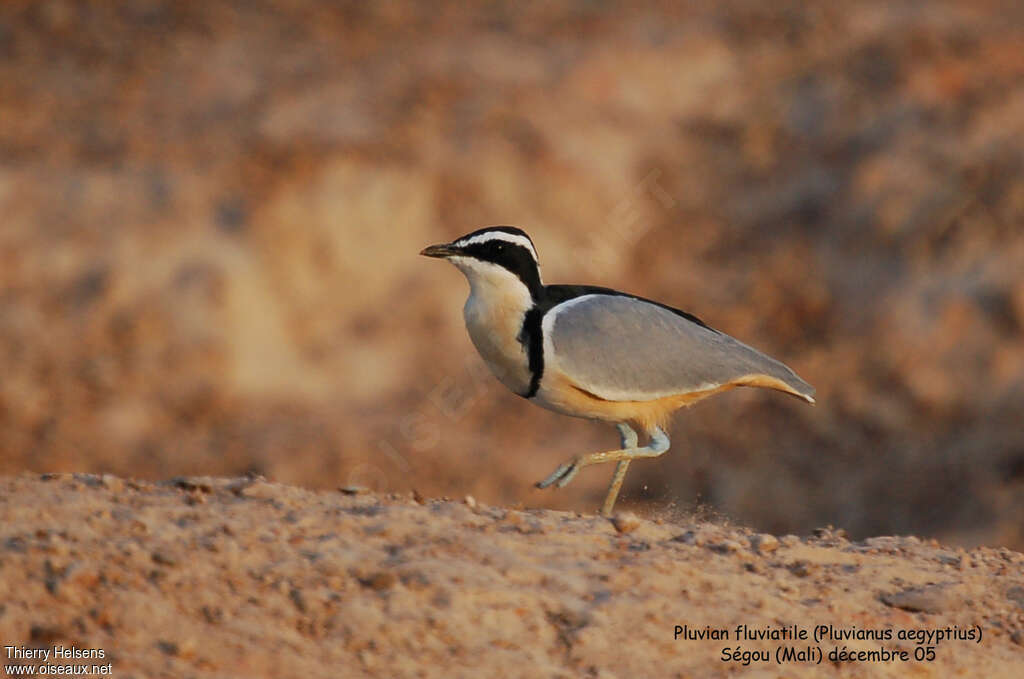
<box><xmin>616</xmin><ymin>422</ymin><xmax>639</xmax><ymax>449</ymax></box>
<box><xmin>602</xmin><ymin>424</ymin><xmax>639</xmax><ymax>516</ymax></box>
<box><xmin>536</xmin><ymin>426</ymin><xmax>670</xmax><ymax>515</ymax></box>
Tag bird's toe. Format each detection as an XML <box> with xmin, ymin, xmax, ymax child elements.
<box><xmin>535</xmin><ymin>468</ymin><xmax>562</xmax><ymax>489</ymax></box>
<box><xmin>555</xmin><ymin>464</ymin><xmax>580</xmax><ymax>488</ymax></box>
<box><xmin>536</xmin><ymin>459</ymin><xmax>580</xmax><ymax>489</ymax></box>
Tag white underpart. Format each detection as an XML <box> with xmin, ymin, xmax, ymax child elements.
<box><xmin>455</xmin><ymin>231</ymin><xmax>539</xmax><ymax>264</ymax></box>
<box><xmin>449</xmin><ymin>256</ymin><xmax>535</xmax><ymax>396</ymax></box>
<box><xmin>541</xmin><ymin>294</ymin><xmax>720</xmax><ymax>401</ymax></box>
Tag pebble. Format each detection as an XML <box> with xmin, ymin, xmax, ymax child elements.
<box><xmin>787</xmin><ymin>560</ymin><xmax>817</xmax><ymax>577</ymax></box>
<box><xmin>238</xmin><ymin>481</ymin><xmax>279</xmax><ymax>500</ymax></box>
<box><xmin>880</xmin><ymin>585</ymin><xmax>947</xmax><ymax>614</ymax></box>
<box><xmin>156</xmin><ymin>640</ymin><xmax>179</xmax><ymax>656</ymax></box>
<box><xmin>1004</xmin><ymin>586</ymin><xmax>1024</xmax><ymax>609</ymax></box>
<box><xmin>671</xmin><ymin>530</ymin><xmax>698</xmax><ymax>545</ymax></box>
<box><xmin>339</xmin><ymin>485</ymin><xmax>370</xmax><ymax>496</ymax></box>
<box><xmin>503</xmin><ymin>512</ymin><xmax>544</xmax><ymax>534</ymax></box>
<box><xmin>750</xmin><ymin>534</ymin><xmax>779</xmax><ymax>554</ymax></box>
<box><xmin>289</xmin><ymin>587</ymin><xmax>307</xmax><ymax>613</ymax></box>
<box><xmin>610</xmin><ymin>512</ymin><xmax>640</xmax><ymax>534</ymax></box>
<box><xmin>151</xmin><ymin>550</ymin><xmax>178</xmax><ymax>567</ymax></box>
<box><xmin>359</xmin><ymin>571</ymin><xmax>397</xmax><ymax>591</ymax></box>
<box><xmin>709</xmin><ymin>540</ymin><xmax>743</xmax><ymax>554</ymax></box>
<box><xmin>101</xmin><ymin>475</ymin><xmax>126</xmax><ymax>493</ymax></box>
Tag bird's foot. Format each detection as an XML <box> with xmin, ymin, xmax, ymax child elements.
<box><xmin>535</xmin><ymin>456</ymin><xmax>585</xmax><ymax>489</ymax></box>
<box><xmin>534</xmin><ymin>427</ymin><xmax>669</xmax><ymax>514</ymax></box>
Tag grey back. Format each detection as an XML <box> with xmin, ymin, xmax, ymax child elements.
<box><xmin>545</xmin><ymin>294</ymin><xmax>813</xmax><ymax>402</ymax></box>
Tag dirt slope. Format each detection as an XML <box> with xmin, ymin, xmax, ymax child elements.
<box><xmin>0</xmin><ymin>473</ymin><xmax>1021</xmax><ymax>678</ymax></box>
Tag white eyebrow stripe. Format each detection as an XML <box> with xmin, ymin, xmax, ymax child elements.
<box><xmin>456</xmin><ymin>232</ymin><xmax>538</xmax><ymax>261</ymax></box>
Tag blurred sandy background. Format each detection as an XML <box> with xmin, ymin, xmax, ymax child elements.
<box><xmin>0</xmin><ymin>0</ymin><xmax>1021</xmax><ymax>548</ymax></box>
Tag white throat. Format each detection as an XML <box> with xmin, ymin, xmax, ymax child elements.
<box><xmin>450</xmin><ymin>256</ymin><xmax>536</xmax><ymax>301</ymax></box>
<box><xmin>449</xmin><ymin>256</ymin><xmax>536</xmax><ymax>396</ymax></box>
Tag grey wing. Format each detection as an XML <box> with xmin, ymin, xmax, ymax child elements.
<box><xmin>543</xmin><ymin>294</ymin><xmax>814</xmax><ymax>402</ymax></box>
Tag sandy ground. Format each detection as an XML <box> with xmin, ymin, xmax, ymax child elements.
<box><xmin>0</xmin><ymin>473</ymin><xmax>1021</xmax><ymax>678</ymax></box>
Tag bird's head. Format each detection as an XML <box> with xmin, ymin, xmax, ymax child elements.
<box><xmin>420</xmin><ymin>226</ymin><xmax>543</xmax><ymax>298</ymax></box>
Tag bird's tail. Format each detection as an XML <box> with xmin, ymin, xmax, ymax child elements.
<box><xmin>733</xmin><ymin>370</ymin><xmax>816</xmax><ymax>404</ymax></box>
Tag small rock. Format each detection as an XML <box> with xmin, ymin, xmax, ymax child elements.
<box><xmin>431</xmin><ymin>589</ymin><xmax>452</xmax><ymax>608</ymax></box>
<box><xmin>151</xmin><ymin>550</ymin><xmax>177</xmax><ymax>567</ymax></box>
<box><xmin>780</xmin><ymin>535</ymin><xmax>801</xmax><ymax>548</ymax></box>
<box><xmin>811</xmin><ymin>526</ymin><xmax>848</xmax><ymax>543</ymax></box>
<box><xmin>547</xmin><ymin>607</ymin><xmax>592</xmax><ymax>649</ymax></box>
<box><xmin>230</xmin><ymin>481</ymin><xmax>278</xmax><ymax>501</ymax></box>
<box><xmin>339</xmin><ymin>485</ymin><xmax>370</xmax><ymax>495</ymax></box>
<box><xmin>237</xmin><ymin>480</ymin><xmax>278</xmax><ymax>500</ymax></box>
<box><xmin>671</xmin><ymin>530</ymin><xmax>698</xmax><ymax>545</ymax></box>
<box><xmin>399</xmin><ymin>570</ymin><xmax>431</xmax><ymax>589</ymax></box>
<box><xmin>610</xmin><ymin>512</ymin><xmax>640</xmax><ymax>534</ymax></box>
<box><xmin>4</xmin><ymin>536</ymin><xmax>27</xmax><ymax>553</ymax></box>
<box><xmin>750</xmin><ymin>534</ymin><xmax>779</xmax><ymax>554</ymax></box>
<box><xmin>200</xmin><ymin>606</ymin><xmax>223</xmax><ymax>624</ymax></box>
<box><xmin>289</xmin><ymin>587</ymin><xmax>307</xmax><ymax>613</ymax></box>
<box><xmin>709</xmin><ymin>540</ymin><xmax>743</xmax><ymax>554</ymax></box>
<box><xmin>359</xmin><ymin>571</ymin><xmax>397</xmax><ymax>591</ymax></box>
<box><xmin>787</xmin><ymin>560</ymin><xmax>817</xmax><ymax>577</ymax></box>
<box><xmin>30</xmin><ymin>625</ymin><xmax>64</xmax><ymax>644</ymax></box>
<box><xmin>464</xmin><ymin>495</ymin><xmax>477</xmax><ymax>509</ymax></box>
<box><xmin>156</xmin><ymin>640</ymin><xmax>179</xmax><ymax>656</ymax></box>
<box><xmin>346</xmin><ymin>504</ymin><xmax>385</xmax><ymax>518</ymax></box>
<box><xmin>1006</xmin><ymin>586</ymin><xmax>1024</xmax><ymax>609</ymax></box>
<box><xmin>101</xmin><ymin>474</ymin><xmax>125</xmax><ymax>493</ymax></box>
<box><xmin>880</xmin><ymin>585</ymin><xmax>948</xmax><ymax>614</ymax></box>
<box><xmin>863</xmin><ymin>536</ymin><xmax>902</xmax><ymax>552</ymax></box>
<box><xmin>74</xmin><ymin>473</ymin><xmax>106</xmax><ymax>488</ymax></box>
<box><xmin>169</xmin><ymin>477</ymin><xmax>213</xmax><ymax>493</ymax></box>
<box><xmin>501</xmin><ymin>512</ymin><xmax>544</xmax><ymax>534</ymax></box>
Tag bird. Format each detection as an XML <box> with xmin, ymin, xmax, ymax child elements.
<box><xmin>420</xmin><ymin>226</ymin><xmax>815</xmax><ymax>516</ymax></box>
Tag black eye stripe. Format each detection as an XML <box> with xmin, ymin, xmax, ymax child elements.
<box><xmin>458</xmin><ymin>240</ymin><xmax>542</xmax><ymax>298</ymax></box>
<box><xmin>461</xmin><ymin>240</ymin><xmax>528</xmax><ymax>259</ymax></box>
